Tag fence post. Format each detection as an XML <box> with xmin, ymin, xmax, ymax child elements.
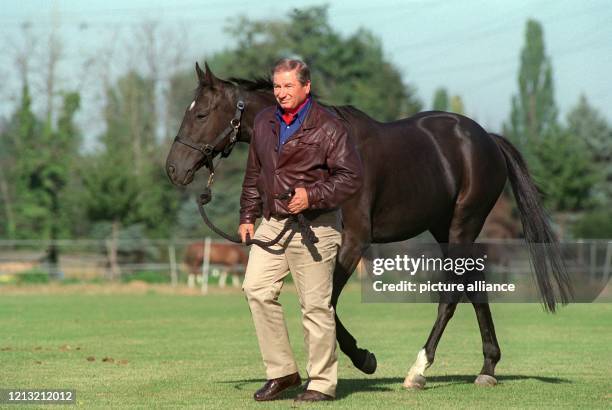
<box><xmin>169</xmin><ymin>243</ymin><xmax>177</xmax><ymax>287</ymax></box>
<box><xmin>589</xmin><ymin>242</ymin><xmax>597</xmax><ymax>280</ymax></box>
<box><xmin>201</xmin><ymin>237</ymin><xmax>211</xmax><ymax>294</ymax></box>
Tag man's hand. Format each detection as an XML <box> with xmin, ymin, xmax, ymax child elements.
<box><xmin>288</xmin><ymin>187</ymin><xmax>309</xmax><ymax>214</ymax></box>
<box><xmin>239</xmin><ymin>224</ymin><xmax>255</xmax><ymax>243</ymax></box>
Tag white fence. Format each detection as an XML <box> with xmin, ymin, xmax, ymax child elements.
<box><xmin>0</xmin><ymin>238</ymin><xmax>238</xmax><ymax>285</ymax></box>
<box><xmin>1</xmin><ymin>239</ymin><xmax>610</xmax><ymax>296</ymax></box>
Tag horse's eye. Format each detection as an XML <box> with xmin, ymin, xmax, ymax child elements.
<box><xmin>196</xmin><ymin>113</ymin><xmax>208</xmax><ymax>120</ymax></box>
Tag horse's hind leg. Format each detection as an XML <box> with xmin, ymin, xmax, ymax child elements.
<box><xmin>405</xmin><ymin>207</ymin><xmax>501</xmax><ymax>389</ymax></box>
<box><xmin>455</xmin><ymin>210</ymin><xmax>503</xmax><ymax>385</ymax></box>
<box><xmin>404</xmin><ymin>227</ymin><xmax>460</xmax><ymax>389</ymax></box>
<box><xmin>466</xmin><ymin>265</ymin><xmax>501</xmax><ymax>386</ymax></box>
<box><xmin>405</xmin><ymin>268</ymin><xmax>501</xmax><ymax>388</ymax></box>
<box><xmin>450</xmin><ymin>214</ymin><xmax>501</xmax><ymax>386</ymax></box>
<box><xmin>404</xmin><ymin>299</ymin><xmax>459</xmax><ymax>389</ymax></box>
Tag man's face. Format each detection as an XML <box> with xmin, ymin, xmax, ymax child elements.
<box><xmin>273</xmin><ymin>69</ymin><xmax>311</xmax><ymax>111</ymax></box>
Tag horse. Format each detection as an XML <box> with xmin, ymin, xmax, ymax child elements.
<box><xmin>165</xmin><ymin>62</ymin><xmax>571</xmax><ymax>389</ymax></box>
<box><xmin>183</xmin><ymin>241</ymin><xmax>248</xmax><ymax>288</ymax></box>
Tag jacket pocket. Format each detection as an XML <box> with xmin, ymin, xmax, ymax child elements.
<box><xmin>296</xmin><ymin>140</ymin><xmax>321</xmax><ymax>149</ymax></box>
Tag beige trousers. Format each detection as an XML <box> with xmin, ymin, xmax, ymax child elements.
<box><xmin>242</xmin><ymin>212</ymin><xmax>342</xmax><ymax>397</ymax></box>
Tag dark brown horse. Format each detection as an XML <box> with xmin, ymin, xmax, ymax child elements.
<box><xmin>166</xmin><ymin>63</ymin><xmax>571</xmax><ymax>389</ymax></box>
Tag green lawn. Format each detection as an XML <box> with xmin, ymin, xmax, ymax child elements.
<box><xmin>0</xmin><ymin>285</ymin><xmax>610</xmax><ymax>409</ymax></box>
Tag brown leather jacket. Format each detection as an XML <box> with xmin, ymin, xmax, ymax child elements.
<box><xmin>240</xmin><ymin>100</ymin><xmax>363</xmax><ymax>224</ymax></box>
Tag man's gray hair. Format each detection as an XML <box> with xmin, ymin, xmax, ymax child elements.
<box><xmin>271</xmin><ymin>58</ymin><xmax>311</xmax><ymax>85</ymax></box>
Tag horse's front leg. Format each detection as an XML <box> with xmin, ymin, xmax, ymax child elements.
<box><xmin>332</xmin><ymin>205</ymin><xmax>375</xmax><ymax>374</ymax></box>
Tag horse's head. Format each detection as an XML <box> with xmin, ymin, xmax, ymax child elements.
<box><xmin>166</xmin><ymin>62</ymin><xmax>242</xmax><ymax>186</ymax></box>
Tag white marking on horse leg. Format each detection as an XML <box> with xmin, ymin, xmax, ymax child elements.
<box><xmin>188</xmin><ymin>274</ymin><xmax>195</xmax><ymax>288</ymax></box>
<box><xmin>403</xmin><ymin>348</ymin><xmax>431</xmax><ymax>389</ymax></box>
<box><xmin>232</xmin><ymin>274</ymin><xmax>240</xmax><ymax>288</ymax></box>
<box><xmin>189</xmin><ymin>100</ymin><xmax>196</xmax><ymax>111</ymax></box>
<box><xmin>219</xmin><ymin>271</ymin><xmax>227</xmax><ymax>288</ymax></box>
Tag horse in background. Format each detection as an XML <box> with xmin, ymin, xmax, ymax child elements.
<box><xmin>183</xmin><ymin>241</ymin><xmax>248</xmax><ymax>288</ymax></box>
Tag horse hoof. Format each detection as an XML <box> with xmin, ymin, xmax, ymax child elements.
<box><xmin>360</xmin><ymin>351</ymin><xmax>377</xmax><ymax>375</ymax></box>
<box><xmin>474</xmin><ymin>374</ymin><xmax>497</xmax><ymax>386</ymax></box>
<box><xmin>403</xmin><ymin>374</ymin><xmax>426</xmax><ymax>390</ymax></box>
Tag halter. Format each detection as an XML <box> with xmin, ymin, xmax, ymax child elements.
<box><xmin>173</xmin><ymin>98</ymin><xmax>246</xmax><ymax>175</ymax></box>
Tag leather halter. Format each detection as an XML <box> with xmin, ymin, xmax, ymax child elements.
<box><xmin>173</xmin><ymin>98</ymin><xmax>245</xmax><ymax>173</ymax></box>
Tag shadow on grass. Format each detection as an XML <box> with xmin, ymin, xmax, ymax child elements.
<box><xmin>424</xmin><ymin>374</ymin><xmax>571</xmax><ymax>390</ymax></box>
<box><xmin>220</xmin><ymin>374</ymin><xmax>571</xmax><ymax>399</ymax></box>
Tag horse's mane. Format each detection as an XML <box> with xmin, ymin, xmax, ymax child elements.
<box><xmin>228</xmin><ymin>77</ymin><xmax>273</xmax><ymax>91</ymax></box>
<box><xmin>325</xmin><ymin>105</ymin><xmax>374</xmax><ymax>123</ymax></box>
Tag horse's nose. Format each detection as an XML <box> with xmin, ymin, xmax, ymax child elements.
<box><xmin>166</xmin><ymin>164</ymin><xmax>176</xmax><ymax>184</ymax></box>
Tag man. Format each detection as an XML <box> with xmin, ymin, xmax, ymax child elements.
<box><xmin>239</xmin><ymin>58</ymin><xmax>363</xmax><ymax>402</ymax></box>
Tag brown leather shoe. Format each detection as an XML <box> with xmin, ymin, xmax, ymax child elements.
<box><xmin>294</xmin><ymin>390</ymin><xmax>333</xmax><ymax>402</ymax></box>
<box><xmin>253</xmin><ymin>372</ymin><xmax>301</xmax><ymax>401</ymax></box>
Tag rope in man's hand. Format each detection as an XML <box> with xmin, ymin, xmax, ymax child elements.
<box><xmin>197</xmin><ymin>187</ymin><xmax>318</xmax><ymax>252</ymax></box>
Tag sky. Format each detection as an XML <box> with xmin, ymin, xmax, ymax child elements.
<box><xmin>1</xmin><ymin>0</ymin><xmax>610</xmax><ymax>141</ymax></box>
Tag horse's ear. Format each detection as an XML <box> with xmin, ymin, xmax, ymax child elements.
<box><xmin>195</xmin><ymin>62</ymin><xmax>206</xmax><ymax>84</ymax></box>
<box><xmin>196</xmin><ymin>61</ymin><xmax>219</xmax><ymax>87</ymax></box>
<box><xmin>203</xmin><ymin>62</ymin><xmax>218</xmax><ymax>86</ymax></box>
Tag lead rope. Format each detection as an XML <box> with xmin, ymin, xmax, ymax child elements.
<box><xmin>196</xmin><ymin>182</ymin><xmax>318</xmax><ymax>251</ymax></box>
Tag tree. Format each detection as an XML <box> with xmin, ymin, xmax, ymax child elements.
<box><xmin>43</xmin><ymin>91</ymin><xmax>81</xmax><ymax>276</ymax></box>
<box><xmin>0</xmin><ymin>83</ymin><xmax>82</xmax><ymax>263</ymax></box>
<box><xmin>432</xmin><ymin>88</ymin><xmax>449</xmax><ymax>111</ymax></box>
<box><xmin>104</xmin><ymin>71</ymin><xmax>157</xmax><ymax>176</ymax></box>
<box><xmin>532</xmin><ymin>129</ymin><xmax>597</xmax><ymax>212</ymax></box>
<box><xmin>499</xmin><ymin>18</ymin><xmax>599</xmax><ymax>236</ymax></box>
<box><xmin>504</xmin><ymin>19</ymin><xmax>557</xmax><ymax>159</ymax></box>
<box><xmin>48</xmin><ymin>92</ymin><xmax>81</xmax><ymax>235</ymax></box>
<box><xmin>1</xmin><ymin>24</ymin><xmax>82</xmax><ymax>248</ymax></box>
<box><xmin>170</xmin><ymin>5</ymin><xmax>421</xmax><ymax>124</ymax></box>
<box><xmin>0</xmin><ymin>143</ymin><xmax>14</xmax><ymax>238</ymax></box>
<box><xmin>530</xmin><ymin>127</ymin><xmax>598</xmax><ymax>238</ymax></box>
<box><xmin>101</xmin><ymin>69</ymin><xmax>181</xmax><ymax>233</ymax></box>
<box><xmin>566</xmin><ymin>95</ymin><xmax>612</xmax><ymax>205</ymax></box>
<box><xmin>81</xmin><ymin>149</ymin><xmax>140</xmax><ymax>279</ymax></box>
<box><xmin>83</xmin><ymin>71</ymin><xmax>181</xmax><ymax>276</ymax></box>
<box><xmin>571</xmin><ymin>208</ymin><xmax>612</xmax><ymax>239</ymax></box>
<box><xmin>83</xmin><ymin>71</ymin><xmax>156</xmax><ymax>277</ymax></box>
<box><xmin>2</xmin><ymin>84</ymin><xmax>47</xmax><ymax>239</ymax></box>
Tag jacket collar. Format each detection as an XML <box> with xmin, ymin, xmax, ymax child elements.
<box><xmin>268</xmin><ymin>99</ymin><xmax>322</xmax><ymax>135</ymax></box>
<box><xmin>300</xmin><ymin>99</ymin><xmax>321</xmax><ymax>131</ymax></box>
<box><xmin>268</xmin><ymin>97</ymin><xmax>323</xmax><ymax>129</ymax></box>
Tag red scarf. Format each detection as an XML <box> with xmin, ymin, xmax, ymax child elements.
<box><xmin>281</xmin><ymin>97</ymin><xmax>310</xmax><ymax>125</ymax></box>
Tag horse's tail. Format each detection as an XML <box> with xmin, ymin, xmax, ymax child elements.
<box><xmin>491</xmin><ymin>133</ymin><xmax>572</xmax><ymax>312</ymax></box>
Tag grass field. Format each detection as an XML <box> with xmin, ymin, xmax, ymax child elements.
<box><xmin>0</xmin><ymin>283</ymin><xmax>610</xmax><ymax>409</ymax></box>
